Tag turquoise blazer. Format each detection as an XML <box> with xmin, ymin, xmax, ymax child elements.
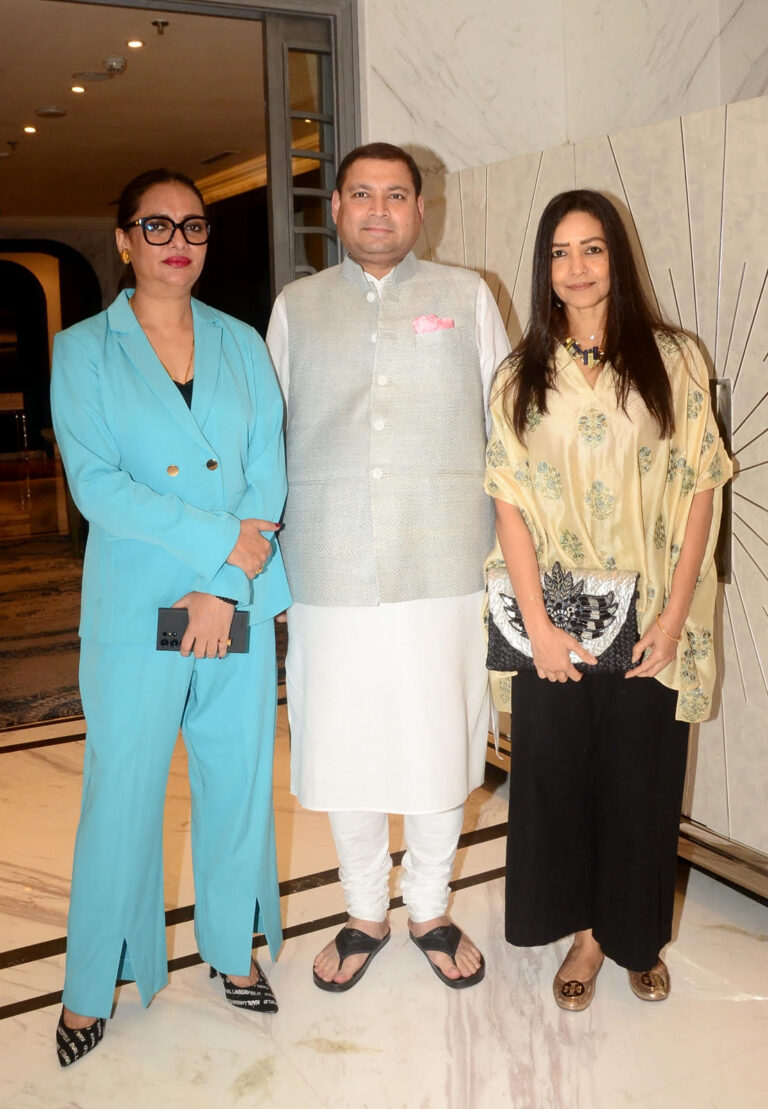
<box><xmin>51</xmin><ymin>291</ymin><xmax>291</xmax><ymax>645</ymax></box>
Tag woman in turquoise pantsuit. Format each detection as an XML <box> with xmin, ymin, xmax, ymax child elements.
<box><xmin>50</xmin><ymin>169</ymin><xmax>291</xmax><ymax>1066</ymax></box>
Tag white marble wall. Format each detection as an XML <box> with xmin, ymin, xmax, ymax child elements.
<box><xmin>361</xmin><ymin>0</ymin><xmax>768</xmax><ymax>173</ymax></box>
<box><xmin>361</xmin><ymin>0</ymin><xmax>568</xmax><ymax>173</ymax></box>
<box><xmin>562</xmin><ymin>1</ymin><xmax>720</xmax><ymax>144</ymax></box>
<box><xmin>416</xmin><ymin>94</ymin><xmax>768</xmax><ymax>858</ymax></box>
<box><xmin>719</xmin><ymin>0</ymin><xmax>768</xmax><ymax>103</ymax></box>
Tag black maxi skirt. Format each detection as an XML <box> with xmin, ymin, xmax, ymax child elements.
<box><xmin>505</xmin><ymin>671</ymin><xmax>689</xmax><ymax>971</ymax></box>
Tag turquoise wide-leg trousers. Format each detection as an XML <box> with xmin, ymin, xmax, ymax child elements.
<box><xmin>62</xmin><ymin>621</ymin><xmax>281</xmax><ymax>1018</ymax></box>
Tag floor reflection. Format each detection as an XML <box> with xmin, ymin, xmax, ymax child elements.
<box><xmin>0</xmin><ymin>454</ymin><xmax>67</xmax><ymax>540</ymax></box>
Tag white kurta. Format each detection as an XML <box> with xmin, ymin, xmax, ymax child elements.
<box><xmin>268</xmin><ymin>268</ymin><xmax>510</xmax><ymax>813</ymax></box>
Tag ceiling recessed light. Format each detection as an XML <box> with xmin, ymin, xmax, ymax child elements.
<box><xmin>126</xmin><ymin>39</ymin><xmax>144</xmax><ymax>49</ymax></box>
<box><xmin>23</xmin><ymin>126</ymin><xmax>37</xmax><ymax>134</ymax></box>
<box><xmin>71</xmin><ymin>85</ymin><xmax>85</xmax><ymax>94</ymax></box>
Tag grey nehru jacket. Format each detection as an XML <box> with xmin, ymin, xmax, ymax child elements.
<box><xmin>280</xmin><ymin>251</ymin><xmax>493</xmax><ymax>606</ymax></box>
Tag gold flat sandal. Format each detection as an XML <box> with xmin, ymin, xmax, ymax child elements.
<box><xmin>627</xmin><ymin>959</ymin><xmax>670</xmax><ymax>1001</ymax></box>
<box><xmin>553</xmin><ymin>955</ymin><xmax>604</xmax><ymax>1012</ymax></box>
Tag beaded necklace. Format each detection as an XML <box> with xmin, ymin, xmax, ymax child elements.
<box><xmin>564</xmin><ymin>336</ymin><xmax>604</xmax><ymax>369</ymax></box>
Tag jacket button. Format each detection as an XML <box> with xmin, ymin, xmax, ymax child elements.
<box><xmin>206</xmin><ymin>459</ymin><xmax>218</xmax><ymax>470</ymax></box>
<box><xmin>166</xmin><ymin>465</ymin><xmax>179</xmax><ymax>476</ymax></box>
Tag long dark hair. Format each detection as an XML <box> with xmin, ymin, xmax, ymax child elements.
<box><xmin>117</xmin><ymin>168</ymin><xmax>206</xmax><ymax>290</ymax></box>
<box><xmin>500</xmin><ymin>189</ymin><xmax>676</xmax><ymax>441</ymax></box>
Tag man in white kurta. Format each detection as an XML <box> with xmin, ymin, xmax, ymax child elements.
<box><xmin>267</xmin><ymin>143</ymin><xmax>509</xmax><ymax>989</ymax></box>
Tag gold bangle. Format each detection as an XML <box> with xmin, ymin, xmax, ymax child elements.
<box><xmin>656</xmin><ymin>614</ymin><xmax>682</xmax><ymax>643</ymax></box>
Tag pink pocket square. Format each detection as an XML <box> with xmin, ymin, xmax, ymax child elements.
<box><xmin>412</xmin><ymin>314</ymin><xmax>455</xmax><ymax>334</ymax></box>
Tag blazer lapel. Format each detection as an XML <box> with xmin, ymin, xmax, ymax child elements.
<box><xmin>108</xmin><ymin>291</ymin><xmax>217</xmax><ymax>451</ymax></box>
<box><xmin>189</xmin><ymin>299</ymin><xmax>222</xmax><ymax>433</ymax></box>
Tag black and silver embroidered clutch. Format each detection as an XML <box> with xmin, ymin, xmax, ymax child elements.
<box><xmin>486</xmin><ymin>561</ymin><xmax>640</xmax><ymax>674</ymax></box>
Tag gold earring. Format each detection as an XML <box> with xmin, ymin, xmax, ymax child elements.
<box><xmin>120</xmin><ymin>249</ymin><xmax>130</xmax><ymax>265</ymax></box>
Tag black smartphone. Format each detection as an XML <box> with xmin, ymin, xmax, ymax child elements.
<box><xmin>156</xmin><ymin>607</ymin><xmax>249</xmax><ymax>653</ymax></box>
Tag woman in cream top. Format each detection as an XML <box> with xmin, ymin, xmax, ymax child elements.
<box><xmin>485</xmin><ymin>189</ymin><xmax>731</xmax><ymax>1012</ymax></box>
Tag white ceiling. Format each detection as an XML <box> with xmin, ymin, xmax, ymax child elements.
<box><xmin>0</xmin><ymin>0</ymin><xmax>267</xmax><ymax>218</ymax></box>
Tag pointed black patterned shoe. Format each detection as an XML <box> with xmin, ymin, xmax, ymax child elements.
<box><xmin>210</xmin><ymin>961</ymin><xmax>278</xmax><ymax>1013</ymax></box>
<box><xmin>56</xmin><ymin>1008</ymin><xmax>106</xmax><ymax>1066</ymax></box>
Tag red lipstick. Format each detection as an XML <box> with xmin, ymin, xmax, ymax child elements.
<box><xmin>163</xmin><ymin>256</ymin><xmax>191</xmax><ymax>267</ymax></box>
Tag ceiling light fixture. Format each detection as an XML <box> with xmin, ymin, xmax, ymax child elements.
<box><xmin>103</xmin><ymin>56</ymin><xmax>127</xmax><ymax>75</ymax></box>
<box><xmin>0</xmin><ymin>141</ymin><xmax>18</xmax><ymax>159</ymax></box>
<box><xmin>126</xmin><ymin>39</ymin><xmax>144</xmax><ymax>49</ymax></box>
<box><xmin>151</xmin><ymin>19</ymin><xmax>169</xmax><ymax>35</ymax></box>
<box><xmin>71</xmin><ymin>85</ymin><xmax>85</xmax><ymax>94</ymax></box>
<box><xmin>36</xmin><ymin>106</ymin><xmax>68</xmax><ymax>119</ymax></box>
<box><xmin>23</xmin><ymin>126</ymin><xmax>37</xmax><ymax>134</ymax></box>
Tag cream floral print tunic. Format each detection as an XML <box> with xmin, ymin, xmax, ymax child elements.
<box><xmin>485</xmin><ymin>334</ymin><xmax>732</xmax><ymax>723</ymax></box>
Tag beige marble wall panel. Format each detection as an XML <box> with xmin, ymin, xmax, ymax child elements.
<box><xmin>458</xmin><ymin>165</ymin><xmax>490</xmax><ymax>282</ymax></box>
<box><xmin>718</xmin><ymin>97</ymin><xmax>768</xmax><ymax>394</ymax></box>
<box><xmin>685</xmin><ymin>606</ymin><xmax>730</xmax><ymax>836</ymax></box>
<box><xmin>716</xmin><ymin>95</ymin><xmax>768</xmax><ymax>853</ymax></box>
<box><xmin>507</xmin><ymin>145</ymin><xmax>576</xmax><ymax>343</ymax></box>
<box><xmin>607</xmin><ymin>118</ymin><xmax>697</xmax><ymax>332</ymax></box>
<box><xmin>414</xmin><ymin>174</ymin><xmax>436</xmax><ymax>262</ymax></box>
<box><xmin>419</xmin><ymin>170</ymin><xmax>466</xmax><ymax>268</ymax></box>
<box><xmin>682</xmin><ymin>97</ymin><xmax>768</xmax><ymax>853</ymax></box>
<box><xmin>413</xmin><ymin>173</ymin><xmax>441</xmax><ymax>262</ymax></box>
<box><xmin>679</xmin><ymin>107</ymin><xmax>727</xmax><ymax>361</ymax></box>
<box><xmin>718</xmin><ymin>551</ymin><xmax>768</xmax><ymax>853</ymax></box>
<box><xmin>484</xmin><ymin>150</ymin><xmax>550</xmax><ymax>339</ymax></box>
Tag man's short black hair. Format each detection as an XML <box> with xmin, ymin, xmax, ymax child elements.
<box><xmin>335</xmin><ymin>143</ymin><xmax>422</xmax><ymax>197</ymax></box>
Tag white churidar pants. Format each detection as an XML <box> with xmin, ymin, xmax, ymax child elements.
<box><xmin>329</xmin><ymin>806</ymin><xmax>465</xmax><ymax>922</ymax></box>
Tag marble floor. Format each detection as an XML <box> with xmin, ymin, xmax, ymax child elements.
<box><xmin>1</xmin><ymin>707</ymin><xmax>768</xmax><ymax>1108</ymax></box>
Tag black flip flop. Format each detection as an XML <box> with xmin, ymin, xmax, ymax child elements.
<box><xmin>410</xmin><ymin>923</ymin><xmax>485</xmax><ymax>989</ymax></box>
<box><xmin>313</xmin><ymin>927</ymin><xmax>390</xmax><ymax>992</ymax></box>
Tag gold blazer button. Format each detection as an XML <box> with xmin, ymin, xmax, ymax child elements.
<box><xmin>166</xmin><ymin>464</ymin><xmax>179</xmax><ymax>476</ymax></box>
<box><xmin>206</xmin><ymin>459</ymin><xmax>219</xmax><ymax>470</ymax></box>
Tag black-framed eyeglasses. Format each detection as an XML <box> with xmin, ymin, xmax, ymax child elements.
<box><xmin>124</xmin><ymin>215</ymin><xmax>211</xmax><ymax>245</ymax></box>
